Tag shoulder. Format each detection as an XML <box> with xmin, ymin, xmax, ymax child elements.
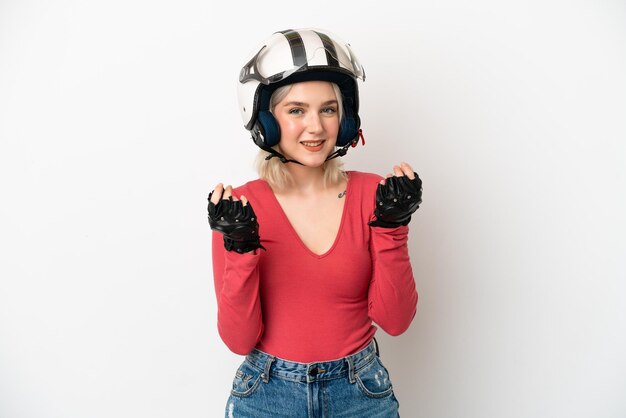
<box><xmin>231</xmin><ymin>179</ymin><xmax>269</xmax><ymax>197</ymax></box>
<box><xmin>347</xmin><ymin>170</ymin><xmax>383</xmax><ymax>189</ymax></box>
<box><xmin>346</xmin><ymin>171</ymin><xmax>382</xmax><ymax>212</ymax></box>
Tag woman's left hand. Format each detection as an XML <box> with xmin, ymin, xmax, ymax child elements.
<box><xmin>369</xmin><ymin>162</ymin><xmax>423</xmax><ymax>228</ymax></box>
<box><xmin>386</xmin><ymin>162</ymin><xmax>417</xmax><ymax>182</ymax></box>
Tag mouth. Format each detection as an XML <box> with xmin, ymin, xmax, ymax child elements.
<box><xmin>300</xmin><ymin>140</ymin><xmax>326</xmax><ymax>151</ymax></box>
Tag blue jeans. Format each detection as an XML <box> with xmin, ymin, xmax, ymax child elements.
<box><xmin>224</xmin><ymin>338</ymin><xmax>400</xmax><ymax>417</ymax></box>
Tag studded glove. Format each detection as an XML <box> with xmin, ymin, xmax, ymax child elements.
<box><xmin>368</xmin><ymin>173</ymin><xmax>423</xmax><ymax>228</ymax></box>
<box><xmin>207</xmin><ymin>192</ymin><xmax>266</xmax><ymax>254</ymax></box>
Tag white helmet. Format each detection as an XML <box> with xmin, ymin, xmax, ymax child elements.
<box><xmin>237</xmin><ymin>28</ymin><xmax>366</xmax><ymax>162</ymax></box>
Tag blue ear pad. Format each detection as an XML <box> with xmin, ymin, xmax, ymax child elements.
<box><xmin>337</xmin><ymin>108</ymin><xmax>360</xmax><ymax>146</ymax></box>
<box><xmin>257</xmin><ymin>110</ymin><xmax>281</xmax><ymax>147</ymax></box>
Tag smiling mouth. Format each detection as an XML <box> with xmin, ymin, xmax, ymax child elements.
<box><xmin>300</xmin><ymin>140</ymin><xmax>325</xmax><ymax>148</ymax></box>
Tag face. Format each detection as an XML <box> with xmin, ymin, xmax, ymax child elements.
<box><xmin>273</xmin><ymin>81</ymin><xmax>340</xmax><ymax>167</ymax></box>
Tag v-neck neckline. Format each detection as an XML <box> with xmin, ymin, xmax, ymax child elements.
<box><xmin>262</xmin><ymin>171</ymin><xmax>352</xmax><ymax>259</ymax></box>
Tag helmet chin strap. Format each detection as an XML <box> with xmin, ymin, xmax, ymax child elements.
<box><xmin>324</xmin><ymin>129</ymin><xmax>364</xmax><ymax>162</ymax></box>
<box><xmin>260</xmin><ymin>143</ymin><xmax>303</xmax><ymax>165</ymax></box>
<box><xmin>251</xmin><ymin>128</ymin><xmax>304</xmax><ymax>165</ymax></box>
<box><xmin>324</xmin><ymin>138</ymin><xmax>358</xmax><ymax>161</ymax></box>
<box><xmin>254</xmin><ymin>129</ymin><xmax>364</xmax><ymax>165</ymax></box>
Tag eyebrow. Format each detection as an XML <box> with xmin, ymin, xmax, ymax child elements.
<box><xmin>282</xmin><ymin>100</ymin><xmax>338</xmax><ymax>107</ymax></box>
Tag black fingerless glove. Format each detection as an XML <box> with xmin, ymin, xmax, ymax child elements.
<box><xmin>368</xmin><ymin>173</ymin><xmax>423</xmax><ymax>228</ymax></box>
<box><xmin>207</xmin><ymin>192</ymin><xmax>266</xmax><ymax>254</ymax></box>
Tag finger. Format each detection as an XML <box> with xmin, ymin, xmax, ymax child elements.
<box><xmin>225</xmin><ymin>186</ymin><xmax>240</xmax><ymax>201</ymax></box>
<box><xmin>400</xmin><ymin>162</ymin><xmax>415</xmax><ymax>179</ymax></box>
<box><xmin>222</xmin><ymin>185</ymin><xmax>233</xmax><ymax>200</ymax></box>
<box><xmin>210</xmin><ymin>183</ymin><xmax>224</xmax><ymax>204</ymax></box>
<box><xmin>240</xmin><ymin>195</ymin><xmax>248</xmax><ymax>206</ymax></box>
<box><xmin>393</xmin><ymin>165</ymin><xmax>403</xmax><ymax>177</ymax></box>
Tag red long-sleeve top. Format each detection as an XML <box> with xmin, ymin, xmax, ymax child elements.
<box><xmin>211</xmin><ymin>171</ymin><xmax>418</xmax><ymax>362</ymax></box>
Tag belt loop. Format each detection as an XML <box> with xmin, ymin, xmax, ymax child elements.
<box><xmin>346</xmin><ymin>355</ymin><xmax>356</xmax><ymax>384</ymax></box>
<box><xmin>261</xmin><ymin>355</ymin><xmax>275</xmax><ymax>383</ymax></box>
<box><xmin>373</xmin><ymin>337</ymin><xmax>380</xmax><ymax>357</ymax></box>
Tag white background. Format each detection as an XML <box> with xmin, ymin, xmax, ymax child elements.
<box><xmin>1</xmin><ymin>0</ymin><xmax>625</xmax><ymax>417</ymax></box>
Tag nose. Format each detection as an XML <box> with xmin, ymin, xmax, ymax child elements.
<box><xmin>306</xmin><ymin>112</ymin><xmax>324</xmax><ymax>134</ymax></box>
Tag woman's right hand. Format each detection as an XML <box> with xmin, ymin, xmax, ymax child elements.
<box><xmin>207</xmin><ymin>183</ymin><xmax>265</xmax><ymax>253</ymax></box>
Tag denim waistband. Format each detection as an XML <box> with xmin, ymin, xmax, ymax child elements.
<box><xmin>245</xmin><ymin>338</ymin><xmax>380</xmax><ymax>384</ymax></box>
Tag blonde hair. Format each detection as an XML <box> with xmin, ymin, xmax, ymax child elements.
<box><xmin>255</xmin><ymin>82</ymin><xmax>348</xmax><ymax>191</ymax></box>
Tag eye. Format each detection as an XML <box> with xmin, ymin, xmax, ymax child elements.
<box><xmin>321</xmin><ymin>107</ymin><xmax>337</xmax><ymax>115</ymax></box>
<box><xmin>288</xmin><ymin>108</ymin><xmax>304</xmax><ymax>115</ymax></box>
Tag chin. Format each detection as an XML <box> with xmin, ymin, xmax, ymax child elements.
<box><xmin>301</xmin><ymin>149</ymin><xmax>336</xmax><ymax>167</ymax></box>
<box><xmin>297</xmin><ymin>156</ymin><xmax>328</xmax><ymax>168</ymax></box>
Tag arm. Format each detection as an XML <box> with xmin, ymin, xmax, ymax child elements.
<box><xmin>212</xmin><ymin>232</ymin><xmax>264</xmax><ymax>354</ymax></box>
<box><xmin>368</xmin><ymin>225</ymin><xmax>418</xmax><ymax>336</ymax></box>
<box><xmin>208</xmin><ymin>183</ymin><xmax>264</xmax><ymax>355</ymax></box>
<box><xmin>367</xmin><ymin>162</ymin><xmax>421</xmax><ymax>335</ymax></box>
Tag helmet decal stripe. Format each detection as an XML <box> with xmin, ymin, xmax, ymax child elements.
<box><xmin>279</xmin><ymin>29</ymin><xmax>307</xmax><ymax>68</ymax></box>
<box><xmin>313</xmin><ymin>31</ymin><xmax>339</xmax><ymax>68</ymax></box>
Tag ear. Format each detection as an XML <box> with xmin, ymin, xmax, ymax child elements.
<box><xmin>256</xmin><ymin>110</ymin><xmax>281</xmax><ymax>147</ymax></box>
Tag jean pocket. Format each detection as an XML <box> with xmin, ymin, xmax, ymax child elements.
<box><xmin>355</xmin><ymin>356</ymin><xmax>395</xmax><ymax>398</ymax></box>
<box><xmin>230</xmin><ymin>360</ymin><xmax>263</xmax><ymax>398</ymax></box>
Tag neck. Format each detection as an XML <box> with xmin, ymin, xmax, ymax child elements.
<box><xmin>284</xmin><ymin>163</ymin><xmax>326</xmax><ymax>194</ymax></box>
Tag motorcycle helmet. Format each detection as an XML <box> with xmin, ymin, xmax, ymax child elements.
<box><xmin>237</xmin><ymin>28</ymin><xmax>366</xmax><ymax>163</ymax></box>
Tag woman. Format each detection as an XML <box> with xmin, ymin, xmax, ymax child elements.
<box><xmin>208</xmin><ymin>28</ymin><xmax>422</xmax><ymax>417</ymax></box>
